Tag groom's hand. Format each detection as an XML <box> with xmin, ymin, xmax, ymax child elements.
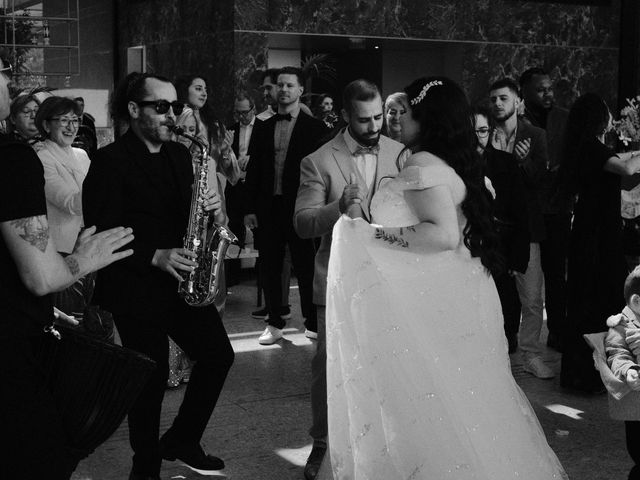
<box><xmin>339</xmin><ymin>173</ymin><xmax>366</xmax><ymax>216</ymax></box>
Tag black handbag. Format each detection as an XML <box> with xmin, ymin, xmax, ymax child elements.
<box><xmin>32</xmin><ymin>325</ymin><xmax>156</xmax><ymax>460</ymax></box>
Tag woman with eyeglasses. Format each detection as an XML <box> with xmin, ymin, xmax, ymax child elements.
<box><xmin>34</xmin><ymin>96</ymin><xmax>104</xmax><ymax>337</ymax></box>
<box><xmin>473</xmin><ymin>105</ymin><xmax>530</xmax><ymax>354</ymax></box>
<box><xmin>7</xmin><ymin>93</ymin><xmax>42</xmax><ymax>147</ymax></box>
<box><xmin>35</xmin><ymin>96</ymin><xmax>89</xmax><ymax>255</ymax></box>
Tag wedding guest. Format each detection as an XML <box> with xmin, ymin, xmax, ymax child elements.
<box><xmin>7</xmin><ymin>93</ymin><xmax>42</xmax><ymax>147</ymax></box>
<box><xmin>473</xmin><ymin>105</ymin><xmax>530</xmax><ymax>353</ymax></box>
<box><xmin>244</xmin><ymin>66</ymin><xmax>328</xmax><ymax>344</ymax></box>
<box><xmin>383</xmin><ymin>92</ymin><xmax>408</xmax><ymax>143</ymax></box>
<box><xmin>0</xmin><ymin>55</ymin><xmax>134</xmax><ymax>479</ymax></box>
<box><xmin>520</xmin><ymin>67</ymin><xmax>571</xmax><ymax>351</ymax></box>
<box><xmin>35</xmin><ymin>96</ymin><xmax>89</xmax><ymax>255</ymax></box>
<box><xmin>488</xmin><ymin>78</ymin><xmax>553</xmax><ymax>379</ymax></box>
<box><xmin>560</xmin><ymin>93</ymin><xmax>640</xmax><ymax>393</ymax></box>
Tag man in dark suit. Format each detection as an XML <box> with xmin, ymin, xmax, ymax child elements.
<box><xmin>244</xmin><ymin>66</ymin><xmax>328</xmax><ymax>345</ymax></box>
<box><xmin>489</xmin><ymin>77</ymin><xmax>554</xmax><ymax>380</ymax></box>
<box><xmin>520</xmin><ymin>67</ymin><xmax>571</xmax><ymax>352</ymax></box>
<box><xmin>83</xmin><ymin>72</ymin><xmax>235</xmax><ymax>480</ymax></box>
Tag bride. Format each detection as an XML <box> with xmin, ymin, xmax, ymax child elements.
<box><xmin>321</xmin><ymin>77</ymin><xmax>567</xmax><ymax>479</ymax></box>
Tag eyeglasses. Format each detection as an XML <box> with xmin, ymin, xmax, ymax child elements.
<box><xmin>136</xmin><ymin>100</ymin><xmax>184</xmax><ymax>115</ymax></box>
<box><xmin>20</xmin><ymin>108</ymin><xmax>38</xmax><ymax>117</ymax></box>
<box><xmin>50</xmin><ymin>117</ymin><xmax>80</xmax><ymax>128</ymax></box>
<box><xmin>475</xmin><ymin>127</ymin><xmax>490</xmax><ymax>138</ymax></box>
<box><xmin>234</xmin><ymin>107</ymin><xmax>254</xmax><ymax>117</ymax></box>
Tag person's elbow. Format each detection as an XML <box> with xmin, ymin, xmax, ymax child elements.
<box><xmin>436</xmin><ymin>225</ymin><xmax>460</xmax><ymax>251</ymax></box>
<box><xmin>21</xmin><ymin>270</ymin><xmax>56</xmax><ymax>296</ymax></box>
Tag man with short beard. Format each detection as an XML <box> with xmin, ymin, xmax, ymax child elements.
<box><xmin>244</xmin><ymin>66</ymin><xmax>329</xmax><ymax>345</ymax></box>
<box><xmin>520</xmin><ymin>68</ymin><xmax>570</xmax><ymax>352</ymax></box>
<box><xmin>83</xmin><ymin>72</ymin><xmax>235</xmax><ymax>480</ymax></box>
<box><xmin>256</xmin><ymin>68</ymin><xmax>279</xmax><ymax>120</ymax></box>
<box><xmin>294</xmin><ymin>79</ymin><xmax>409</xmax><ymax>479</ymax></box>
<box><xmin>488</xmin><ymin>78</ymin><xmax>554</xmax><ymax>380</ymax></box>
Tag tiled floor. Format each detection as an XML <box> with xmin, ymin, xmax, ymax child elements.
<box><xmin>72</xmin><ymin>271</ymin><xmax>632</xmax><ymax>480</ymax></box>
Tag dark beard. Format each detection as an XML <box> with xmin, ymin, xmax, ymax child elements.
<box><xmin>353</xmin><ymin>131</ymin><xmax>380</xmax><ymax>147</ymax></box>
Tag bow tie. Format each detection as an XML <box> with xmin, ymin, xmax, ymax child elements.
<box><xmin>354</xmin><ymin>144</ymin><xmax>380</xmax><ymax>156</ymax></box>
<box><xmin>274</xmin><ymin>113</ymin><xmax>293</xmax><ymax>122</ymax></box>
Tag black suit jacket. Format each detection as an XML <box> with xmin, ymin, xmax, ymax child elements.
<box><xmin>83</xmin><ymin>130</ymin><xmax>193</xmax><ymax>315</ymax></box>
<box><xmin>244</xmin><ymin>111</ymin><xmax>329</xmax><ymax>222</ymax></box>
<box><xmin>484</xmin><ymin>148</ymin><xmax>530</xmax><ymax>273</ymax></box>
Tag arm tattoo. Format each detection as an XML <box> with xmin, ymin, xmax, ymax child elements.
<box><xmin>64</xmin><ymin>256</ymin><xmax>80</xmax><ymax>276</ymax></box>
<box><xmin>375</xmin><ymin>228</ymin><xmax>409</xmax><ymax>248</ymax></box>
<box><xmin>10</xmin><ymin>216</ymin><xmax>49</xmax><ymax>253</ymax></box>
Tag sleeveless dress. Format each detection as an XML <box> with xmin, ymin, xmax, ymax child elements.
<box><xmin>324</xmin><ymin>160</ymin><xmax>567</xmax><ymax>479</ymax></box>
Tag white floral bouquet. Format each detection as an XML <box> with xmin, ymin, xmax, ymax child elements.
<box><xmin>614</xmin><ymin>96</ymin><xmax>640</xmax><ymax>146</ymax></box>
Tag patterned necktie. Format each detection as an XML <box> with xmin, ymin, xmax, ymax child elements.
<box><xmin>274</xmin><ymin>113</ymin><xmax>292</xmax><ymax>122</ymax></box>
<box><xmin>354</xmin><ymin>144</ymin><xmax>380</xmax><ymax>156</ymax></box>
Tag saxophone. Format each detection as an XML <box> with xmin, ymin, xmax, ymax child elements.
<box><xmin>171</xmin><ymin>125</ymin><xmax>238</xmax><ymax>307</ymax></box>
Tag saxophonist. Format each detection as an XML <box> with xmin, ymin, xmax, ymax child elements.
<box><xmin>83</xmin><ymin>72</ymin><xmax>235</xmax><ymax>480</ymax></box>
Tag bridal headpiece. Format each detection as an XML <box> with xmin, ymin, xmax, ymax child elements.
<box><xmin>410</xmin><ymin>80</ymin><xmax>444</xmax><ymax>106</ymax></box>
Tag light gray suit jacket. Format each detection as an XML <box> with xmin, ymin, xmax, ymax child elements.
<box><xmin>294</xmin><ymin>131</ymin><xmax>407</xmax><ymax>305</ymax></box>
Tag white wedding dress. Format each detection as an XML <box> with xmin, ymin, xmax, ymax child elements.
<box><xmin>323</xmin><ymin>160</ymin><xmax>567</xmax><ymax>479</ymax></box>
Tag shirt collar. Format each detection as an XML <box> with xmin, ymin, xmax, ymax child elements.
<box><xmin>277</xmin><ymin>105</ymin><xmax>300</xmax><ymax>120</ymax></box>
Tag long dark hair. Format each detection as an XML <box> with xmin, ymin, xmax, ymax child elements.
<box><xmin>404</xmin><ymin>76</ymin><xmax>503</xmax><ymax>274</ymax></box>
<box><xmin>174</xmin><ymin>74</ymin><xmax>226</xmax><ymax>146</ymax></box>
<box><xmin>559</xmin><ymin>92</ymin><xmax>610</xmax><ymax>196</ymax></box>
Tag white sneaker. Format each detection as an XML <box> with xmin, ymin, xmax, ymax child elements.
<box><xmin>258</xmin><ymin>326</ymin><xmax>283</xmax><ymax>345</ymax></box>
<box><xmin>523</xmin><ymin>356</ymin><xmax>555</xmax><ymax>379</ymax></box>
<box><xmin>305</xmin><ymin>329</ymin><xmax>318</xmax><ymax>340</ymax></box>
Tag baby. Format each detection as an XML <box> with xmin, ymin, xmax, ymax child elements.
<box><xmin>605</xmin><ymin>265</ymin><xmax>640</xmax><ymax>480</ymax></box>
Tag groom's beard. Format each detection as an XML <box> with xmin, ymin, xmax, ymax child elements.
<box><xmin>354</xmin><ymin>130</ymin><xmax>381</xmax><ymax>147</ymax></box>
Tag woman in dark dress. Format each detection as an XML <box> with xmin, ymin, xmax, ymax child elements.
<box><xmin>560</xmin><ymin>93</ymin><xmax>640</xmax><ymax>393</ymax></box>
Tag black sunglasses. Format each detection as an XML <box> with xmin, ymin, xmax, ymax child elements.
<box><xmin>136</xmin><ymin>100</ymin><xmax>184</xmax><ymax>115</ymax></box>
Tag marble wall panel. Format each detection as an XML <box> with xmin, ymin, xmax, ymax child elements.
<box><xmin>234</xmin><ymin>0</ymin><xmax>620</xmax><ymax>111</ymax></box>
<box><xmin>117</xmin><ymin>0</ymin><xmax>235</xmax><ymax>121</ymax></box>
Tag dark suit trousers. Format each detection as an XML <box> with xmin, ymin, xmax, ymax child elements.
<box><xmin>114</xmin><ymin>299</ymin><xmax>234</xmax><ymax>476</ymax></box>
<box><xmin>261</xmin><ymin>196</ymin><xmax>316</xmax><ymax>329</ymax></box>
<box><xmin>494</xmin><ymin>272</ymin><xmax>522</xmax><ymax>347</ymax></box>
<box><xmin>540</xmin><ymin>213</ymin><xmax>571</xmax><ymax>337</ymax></box>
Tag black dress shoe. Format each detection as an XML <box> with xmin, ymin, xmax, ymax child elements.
<box><xmin>304</xmin><ymin>445</ymin><xmax>326</xmax><ymax>480</ymax></box>
<box><xmin>159</xmin><ymin>440</ymin><xmax>224</xmax><ymax>475</ymax></box>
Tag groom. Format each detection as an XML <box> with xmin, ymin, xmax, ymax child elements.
<box><xmin>294</xmin><ymin>79</ymin><xmax>408</xmax><ymax>479</ymax></box>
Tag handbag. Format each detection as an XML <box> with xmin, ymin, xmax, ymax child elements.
<box><xmin>32</xmin><ymin>324</ymin><xmax>156</xmax><ymax>460</ymax></box>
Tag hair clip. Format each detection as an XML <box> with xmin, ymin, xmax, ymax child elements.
<box><xmin>410</xmin><ymin>80</ymin><xmax>444</xmax><ymax>106</ymax></box>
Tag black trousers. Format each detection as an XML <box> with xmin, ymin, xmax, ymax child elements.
<box><xmin>540</xmin><ymin>213</ymin><xmax>571</xmax><ymax>337</ymax></box>
<box><xmin>494</xmin><ymin>272</ymin><xmax>522</xmax><ymax>348</ymax></box>
<box><xmin>114</xmin><ymin>299</ymin><xmax>234</xmax><ymax>476</ymax></box>
<box><xmin>627</xmin><ymin>421</ymin><xmax>640</xmax><ymax>480</ymax></box>
<box><xmin>0</xmin><ymin>335</ymin><xmax>78</xmax><ymax>479</ymax></box>
<box><xmin>260</xmin><ymin>196</ymin><xmax>316</xmax><ymax>329</ymax></box>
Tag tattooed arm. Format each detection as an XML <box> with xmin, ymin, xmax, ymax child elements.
<box><xmin>373</xmin><ymin>185</ymin><xmax>460</xmax><ymax>253</ymax></box>
<box><xmin>1</xmin><ymin>214</ymin><xmax>134</xmax><ymax>296</ymax></box>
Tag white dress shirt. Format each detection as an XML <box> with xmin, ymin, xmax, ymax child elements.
<box><xmin>343</xmin><ymin>128</ymin><xmax>377</xmax><ymax>192</ymax></box>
